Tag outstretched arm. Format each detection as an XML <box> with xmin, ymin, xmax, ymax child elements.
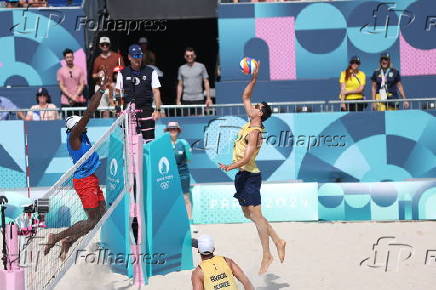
<box><xmin>70</xmin><ymin>78</ymin><xmax>106</xmax><ymax>150</ymax></box>
<box><xmin>219</xmin><ymin>130</ymin><xmax>259</xmax><ymax>171</ymax></box>
<box><xmin>242</xmin><ymin>61</ymin><xmax>260</xmax><ymax>116</ymax></box>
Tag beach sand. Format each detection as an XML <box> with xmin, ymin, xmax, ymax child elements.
<box><xmin>51</xmin><ymin>220</ymin><xmax>436</xmax><ymax>290</ymax></box>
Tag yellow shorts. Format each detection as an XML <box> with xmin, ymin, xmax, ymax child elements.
<box><xmin>375</xmin><ymin>94</ymin><xmax>398</xmax><ymax>111</ymax></box>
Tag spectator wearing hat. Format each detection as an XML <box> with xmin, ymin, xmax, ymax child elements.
<box><xmin>339</xmin><ymin>55</ymin><xmax>366</xmax><ymax>111</ymax></box>
<box><xmin>138</xmin><ymin>37</ymin><xmax>156</xmax><ymax>66</ymax></box>
<box><xmin>164</xmin><ymin>122</ymin><xmax>194</xmax><ymax>226</ymax></box>
<box><xmin>26</xmin><ymin>88</ymin><xmax>59</xmax><ymax>121</ymax></box>
<box><xmin>177</xmin><ymin>47</ymin><xmax>212</xmax><ymax>115</ymax></box>
<box><xmin>92</xmin><ymin>37</ymin><xmax>125</xmax><ymax>117</ymax></box>
<box><xmin>192</xmin><ymin>235</ymin><xmax>254</xmax><ymax>290</ymax></box>
<box><xmin>0</xmin><ymin>96</ymin><xmax>25</xmax><ymax>120</ymax></box>
<box><xmin>371</xmin><ymin>53</ymin><xmax>409</xmax><ymax>111</ymax></box>
<box><xmin>57</xmin><ymin>48</ymin><xmax>87</xmax><ymax>116</ymax></box>
<box><xmin>115</xmin><ymin>44</ymin><xmax>163</xmax><ymax>141</ymax></box>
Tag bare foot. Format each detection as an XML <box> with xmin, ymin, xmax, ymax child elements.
<box><xmin>275</xmin><ymin>240</ymin><xmax>286</xmax><ymax>263</ymax></box>
<box><xmin>258</xmin><ymin>254</ymin><xmax>273</xmax><ymax>275</ymax></box>
<box><xmin>43</xmin><ymin>233</ymin><xmax>57</xmax><ymax>256</ymax></box>
<box><xmin>59</xmin><ymin>239</ymin><xmax>73</xmax><ymax>261</ymax></box>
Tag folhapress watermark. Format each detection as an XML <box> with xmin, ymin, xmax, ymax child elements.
<box><xmin>75</xmin><ymin>15</ymin><xmax>167</xmax><ymax>35</ymax></box>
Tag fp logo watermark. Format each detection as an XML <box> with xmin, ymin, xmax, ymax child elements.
<box><xmin>9</xmin><ymin>5</ymin><xmax>65</xmax><ymax>39</ymax></box>
<box><xmin>360</xmin><ymin>236</ymin><xmax>413</xmax><ymax>272</ymax></box>
<box><xmin>360</xmin><ymin>2</ymin><xmax>415</xmax><ymax>39</ymax></box>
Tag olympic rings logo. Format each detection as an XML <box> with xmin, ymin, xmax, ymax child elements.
<box><xmin>160</xmin><ymin>181</ymin><xmax>170</xmax><ymax>190</ymax></box>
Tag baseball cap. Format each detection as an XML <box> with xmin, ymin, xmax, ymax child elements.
<box><xmin>65</xmin><ymin>116</ymin><xmax>81</xmax><ymax>130</ymax></box>
<box><xmin>380</xmin><ymin>52</ymin><xmax>391</xmax><ymax>60</ymax></box>
<box><xmin>36</xmin><ymin>87</ymin><xmax>49</xmax><ymax>96</ymax></box>
<box><xmin>350</xmin><ymin>55</ymin><xmax>360</xmax><ymax>63</ymax></box>
<box><xmin>99</xmin><ymin>37</ymin><xmax>110</xmax><ymax>44</ymax></box>
<box><xmin>138</xmin><ymin>37</ymin><xmax>148</xmax><ymax>44</ymax></box>
<box><xmin>128</xmin><ymin>44</ymin><xmax>143</xmax><ymax>59</ymax></box>
<box><xmin>197</xmin><ymin>235</ymin><xmax>215</xmax><ymax>254</ymax></box>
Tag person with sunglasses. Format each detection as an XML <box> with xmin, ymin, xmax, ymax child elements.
<box><xmin>57</xmin><ymin>48</ymin><xmax>87</xmax><ymax>117</ymax></box>
<box><xmin>218</xmin><ymin>62</ymin><xmax>286</xmax><ymax>275</ymax></box>
<box><xmin>339</xmin><ymin>56</ymin><xmax>366</xmax><ymax>111</ymax></box>
<box><xmin>177</xmin><ymin>47</ymin><xmax>212</xmax><ymax>115</ymax></box>
<box><xmin>25</xmin><ymin>88</ymin><xmax>59</xmax><ymax>121</ymax></box>
<box><xmin>371</xmin><ymin>53</ymin><xmax>409</xmax><ymax>111</ymax></box>
<box><xmin>92</xmin><ymin>37</ymin><xmax>125</xmax><ymax>118</ymax></box>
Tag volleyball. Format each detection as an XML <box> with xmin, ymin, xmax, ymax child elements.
<box><xmin>240</xmin><ymin>57</ymin><xmax>258</xmax><ymax>75</ymax></box>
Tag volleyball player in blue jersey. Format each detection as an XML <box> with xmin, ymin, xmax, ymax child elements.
<box><xmin>44</xmin><ymin>77</ymin><xmax>107</xmax><ymax>260</ymax></box>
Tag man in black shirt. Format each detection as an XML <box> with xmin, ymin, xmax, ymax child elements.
<box><xmin>371</xmin><ymin>53</ymin><xmax>409</xmax><ymax>111</ymax></box>
<box><xmin>115</xmin><ymin>44</ymin><xmax>163</xmax><ymax>141</ymax></box>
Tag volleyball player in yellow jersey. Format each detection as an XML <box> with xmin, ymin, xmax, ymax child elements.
<box><xmin>218</xmin><ymin>62</ymin><xmax>286</xmax><ymax>275</ymax></box>
<box><xmin>192</xmin><ymin>235</ymin><xmax>253</xmax><ymax>290</ymax></box>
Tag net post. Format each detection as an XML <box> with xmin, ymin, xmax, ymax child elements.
<box><xmin>125</xmin><ymin>103</ymin><xmax>147</xmax><ymax>286</ymax></box>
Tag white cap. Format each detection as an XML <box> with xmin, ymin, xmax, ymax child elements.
<box><xmin>99</xmin><ymin>37</ymin><xmax>110</xmax><ymax>44</ymax></box>
<box><xmin>138</xmin><ymin>37</ymin><xmax>148</xmax><ymax>44</ymax></box>
<box><xmin>65</xmin><ymin>116</ymin><xmax>81</xmax><ymax>130</ymax></box>
<box><xmin>198</xmin><ymin>235</ymin><xmax>214</xmax><ymax>254</ymax></box>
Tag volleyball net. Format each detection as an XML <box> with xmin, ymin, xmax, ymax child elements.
<box><xmin>22</xmin><ymin>112</ymin><xmax>132</xmax><ymax>290</ymax></box>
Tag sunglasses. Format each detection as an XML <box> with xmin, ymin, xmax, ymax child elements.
<box><xmin>350</xmin><ymin>61</ymin><xmax>360</xmax><ymax>65</ymax></box>
<box><xmin>100</xmin><ymin>43</ymin><xmax>110</xmax><ymax>47</ymax></box>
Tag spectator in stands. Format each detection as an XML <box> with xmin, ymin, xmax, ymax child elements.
<box><xmin>92</xmin><ymin>37</ymin><xmax>124</xmax><ymax>118</ymax></box>
<box><xmin>339</xmin><ymin>55</ymin><xmax>366</xmax><ymax>111</ymax></box>
<box><xmin>57</xmin><ymin>48</ymin><xmax>87</xmax><ymax>117</ymax></box>
<box><xmin>138</xmin><ymin>37</ymin><xmax>156</xmax><ymax>66</ymax></box>
<box><xmin>177</xmin><ymin>47</ymin><xmax>212</xmax><ymax>115</ymax></box>
<box><xmin>5</xmin><ymin>0</ymin><xmax>19</xmax><ymax>8</ymax></box>
<box><xmin>0</xmin><ymin>96</ymin><xmax>25</xmax><ymax>120</ymax></box>
<box><xmin>371</xmin><ymin>53</ymin><xmax>409</xmax><ymax>111</ymax></box>
<box><xmin>26</xmin><ymin>88</ymin><xmax>59</xmax><ymax>121</ymax></box>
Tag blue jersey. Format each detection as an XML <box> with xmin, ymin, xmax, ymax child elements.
<box><xmin>172</xmin><ymin>139</ymin><xmax>191</xmax><ymax>175</ymax></box>
<box><xmin>66</xmin><ymin>132</ymin><xmax>101</xmax><ymax>179</ymax></box>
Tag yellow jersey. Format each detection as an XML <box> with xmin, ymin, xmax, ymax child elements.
<box><xmin>339</xmin><ymin>70</ymin><xmax>366</xmax><ymax>100</ymax></box>
<box><xmin>232</xmin><ymin>122</ymin><xmax>263</xmax><ymax>173</ymax></box>
<box><xmin>200</xmin><ymin>256</ymin><xmax>238</xmax><ymax>290</ymax></box>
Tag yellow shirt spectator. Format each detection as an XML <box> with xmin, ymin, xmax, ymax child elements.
<box><xmin>339</xmin><ymin>70</ymin><xmax>366</xmax><ymax>100</ymax></box>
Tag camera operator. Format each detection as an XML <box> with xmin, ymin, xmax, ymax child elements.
<box><xmin>115</xmin><ymin>44</ymin><xmax>163</xmax><ymax>141</ymax></box>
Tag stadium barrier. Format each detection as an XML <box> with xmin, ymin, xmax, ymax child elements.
<box><xmin>192</xmin><ymin>180</ymin><xmax>436</xmax><ymax>223</ymax></box>
<box><xmin>1</xmin><ymin>98</ymin><xmax>436</xmax><ymax>120</ymax></box>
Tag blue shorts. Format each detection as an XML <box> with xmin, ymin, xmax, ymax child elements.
<box><xmin>180</xmin><ymin>174</ymin><xmax>190</xmax><ymax>194</ymax></box>
<box><xmin>233</xmin><ymin>171</ymin><xmax>261</xmax><ymax>207</ymax></box>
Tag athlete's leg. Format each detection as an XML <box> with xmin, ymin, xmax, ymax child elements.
<box><xmin>246</xmin><ymin>205</ymin><xmax>273</xmax><ymax>275</ymax></box>
<box><xmin>243</xmin><ymin>206</ymin><xmax>278</xmax><ymax>240</ymax></box>
<box><xmin>58</xmin><ymin>203</ymin><xmax>106</xmax><ymax>260</ymax></box>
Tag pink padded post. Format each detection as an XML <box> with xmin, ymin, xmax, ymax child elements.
<box><xmin>0</xmin><ymin>269</ymin><xmax>25</xmax><ymax>290</ymax></box>
<box><xmin>6</xmin><ymin>224</ymin><xmax>19</xmax><ymax>270</ymax></box>
<box><xmin>125</xmin><ymin>103</ymin><xmax>146</xmax><ymax>286</ymax></box>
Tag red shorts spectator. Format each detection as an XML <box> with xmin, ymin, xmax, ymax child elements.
<box><xmin>73</xmin><ymin>174</ymin><xmax>105</xmax><ymax>209</ymax></box>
